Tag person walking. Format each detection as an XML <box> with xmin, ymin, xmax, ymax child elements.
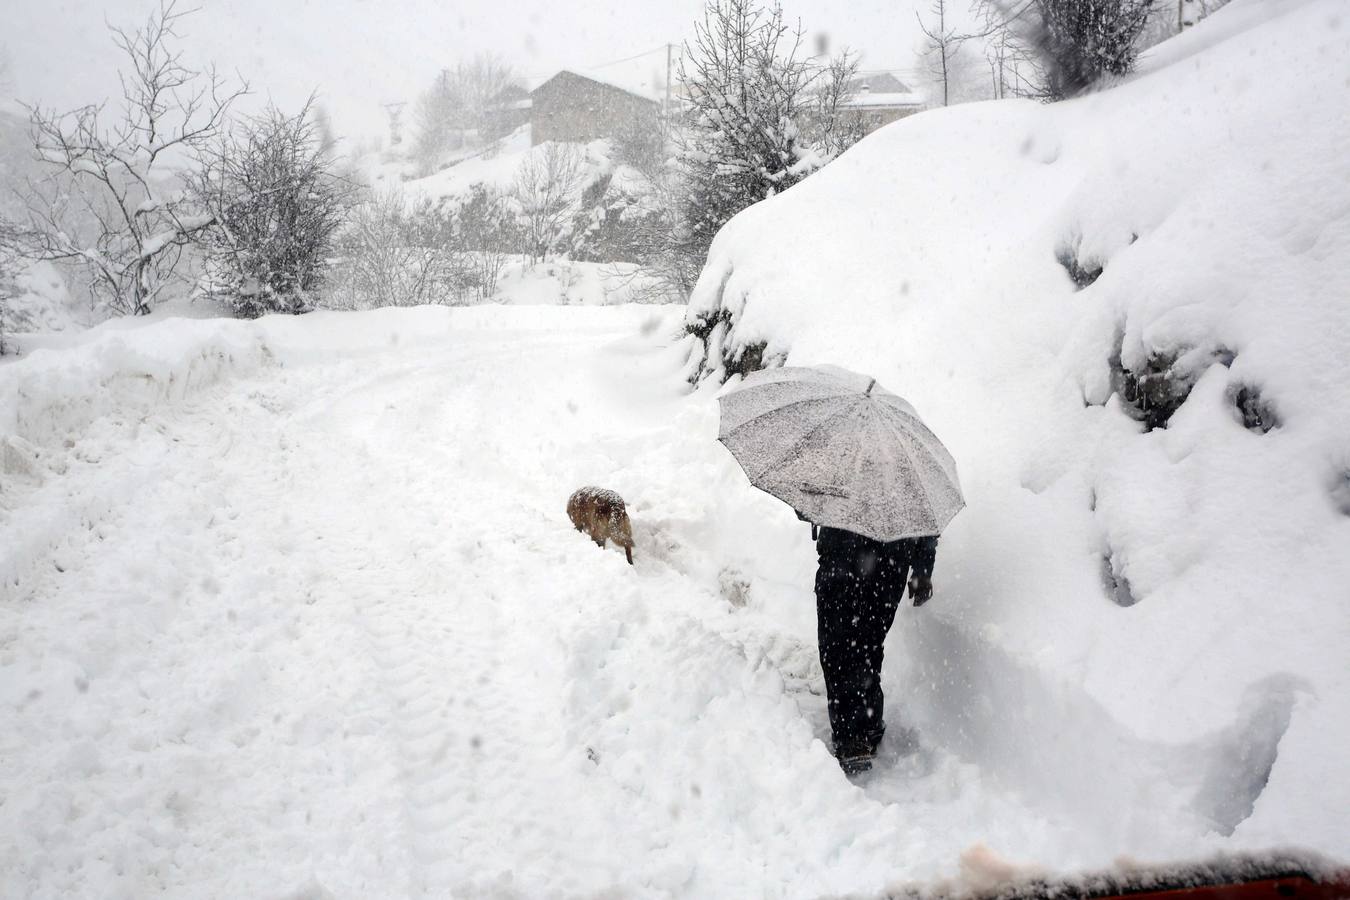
<box><xmin>715</xmin><ymin>364</ymin><xmax>963</xmax><ymax>775</ymax></box>
<box><xmin>813</xmin><ymin>526</ymin><xmax>937</xmax><ymax>774</ymax></box>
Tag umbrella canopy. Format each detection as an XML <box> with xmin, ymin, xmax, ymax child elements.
<box><xmin>716</xmin><ymin>365</ymin><xmax>964</xmax><ymax>542</ymax></box>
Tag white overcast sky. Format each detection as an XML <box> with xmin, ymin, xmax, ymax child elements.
<box><xmin>3</xmin><ymin>0</ymin><xmax>936</xmax><ymax>140</ymax></box>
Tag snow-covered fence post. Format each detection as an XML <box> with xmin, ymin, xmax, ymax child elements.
<box><xmin>15</xmin><ymin>0</ymin><xmax>246</xmax><ymax>316</ymax></box>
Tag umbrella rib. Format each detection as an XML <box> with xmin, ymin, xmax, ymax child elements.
<box><xmin>882</xmin><ymin>414</ymin><xmax>941</xmax><ymax>528</ymax></box>
<box><xmin>745</xmin><ymin>399</ymin><xmax>864</xmax><ymax>483</ymax></box>
<box><xmin>890</xmin><ymin>417</ymin><xmax>959</xmax><ymax>484</ymax></box>
<box><xmin>720</xmin><ymin>390</ymin><xmax>857</xmax><ymax>438</ymax></box>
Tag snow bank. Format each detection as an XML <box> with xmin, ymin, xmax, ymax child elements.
<box><xmin>686</xmin><ymin>0</ymin><xmax>1350</xmax><ymax>856</ymax></box>
<box><xmin>0</xmin><ymin>305</ymin><xmax>624</xmax><ymax>591</ymax></box>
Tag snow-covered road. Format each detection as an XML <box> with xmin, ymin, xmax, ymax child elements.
<box><xmin>0</xmin><ymin>306</ymin><xmax>1313</xmax><ymax>898</ymax></box>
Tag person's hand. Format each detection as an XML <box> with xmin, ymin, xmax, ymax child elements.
<box><xmin>909</xmin><ymin>575</ymin><xmax>933</xmax><ymax>607</ymax></box>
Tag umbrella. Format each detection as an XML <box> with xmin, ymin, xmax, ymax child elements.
<box><xmin>716</xmin><ymin>365</ymin><xmax>964</xmax><ymax>542</ymax></box>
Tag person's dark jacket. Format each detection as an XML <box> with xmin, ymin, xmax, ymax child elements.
<box><xmin>814</xmin><ymin>527</ymin><xmax>938</xmax><ymax>606</ymax></box>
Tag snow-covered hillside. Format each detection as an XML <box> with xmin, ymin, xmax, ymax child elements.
<box><xmin>361</xmin><ymin>124</ymin><xmax>646</xmax><ymax>208</ymax></box>
<box><xmin>687</xmin><ymin>0</ymin><xmax>1350</xmax><ymax>857</ymax></box>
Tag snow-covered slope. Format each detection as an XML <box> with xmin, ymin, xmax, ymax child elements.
<box><xmin>361</xmin><ymin>125</ymin><xmax>645</xmax><ymax>208</ymax></box>
<box><xmin>687</xmin><ymin>0</ymin><xmax>1350</xmax><ymax>857</ymax></box>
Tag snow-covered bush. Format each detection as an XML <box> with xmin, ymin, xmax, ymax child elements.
<box><xmin>569</xmin><ymin>173</ymin><xmax>651</xmax><ymax>264</ymax></box>
<box><xmin>196</xmin><ymin>101</ymin><xmax>352</xmax><ymax>318</ymax></box>
<box><xmin>1023</xmin><ymin>0</ymin><xmax>1156</xmax><ymax>98</ymax></box>
<box><xmin>326</xmin><ymin>190</ymin><xmax>483</xmax><ymax>310</ymax></box>
<box><xmin>801</xmin><ymin>50</ymin><xmax>869</xmax><ymax>158</ymax></box>
<box><xmin>14</xmin><ymin>1</ymin><xmax>244</xmax><ymax>316</ymax></box>
<box><xmin>452</xmin><ymin>184</ymin><xmax>515</xmax><ymax>301</ymax></box>
<box><xmin>512</xmin><ymin>142</ymin><xmax>586</xmax><ymax>264</ymax></box>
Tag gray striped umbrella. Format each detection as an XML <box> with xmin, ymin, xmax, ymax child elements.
<box><xmin>716</xmin><ymin>365</ymin><xmax>964</xmax><ymax>541</ymax></box>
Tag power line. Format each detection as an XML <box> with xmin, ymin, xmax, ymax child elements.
<box><xmin>584</xmin><ymin>44</ymin><xmax>671</xmax><ymax>71</ymax></box>
<box><xmin>524</xmin><ymin>44</ymin><xmax>672</xmax><ymax>81</ymax></box>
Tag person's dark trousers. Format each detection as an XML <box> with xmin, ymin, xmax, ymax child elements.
<box><xmin>813</xmin><ymin>528</ymin><xmax>936</xmax><ymax>752</ymax></box>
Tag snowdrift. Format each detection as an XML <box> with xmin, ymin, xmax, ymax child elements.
<box><xmin>686</xmin><ymin>0</ymin><xmax>1350</xmax><ymax>856</ymax></box>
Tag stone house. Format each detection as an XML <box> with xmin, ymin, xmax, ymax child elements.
<box><xmin>529</xmin><ymin>71</ymin><xmax>661</xmax><ymax>146</ymax></box>
<box><xmin>840</xmin><ymin>72</ymin><xmax>926</xmax><ymax>132</ymax></box>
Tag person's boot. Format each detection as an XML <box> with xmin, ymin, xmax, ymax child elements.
<box><xmin>865</xmin><ymin>724</ymin><xmax>886</xmax><ymax>754</ymax></box>
<box><xmin>834</xmin><ymin>737</ymin><xmax>876</xmax><ymax>775</ymax></box>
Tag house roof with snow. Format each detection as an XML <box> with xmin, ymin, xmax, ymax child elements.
<box><xmin>529</xmin><ymin>70</ymin><xmax>663</xmax><ymax>106</ymax></box>
<box><xmin>842</xmin><ymin>71</ymin><xmax>925</xmax><ymax>110</ymax></box>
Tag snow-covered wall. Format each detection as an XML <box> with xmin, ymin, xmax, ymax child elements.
<box><xmin>686</xmin><ymin>0</ymin><xmax>1350</xmax><ymax>854</ymax></box>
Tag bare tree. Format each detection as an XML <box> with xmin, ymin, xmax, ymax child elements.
<box><xmin>412</xmin><ymin>56</ymin><xmax>519</xmax><ymax>173</ymax></box>
<box><xmin>453</xmin><ymin>184</ymin><xmax>514</xmax><ymax>301</ymax></box>
<box><xmin>15</xmin><ymin>1</ymin><xmax>246</xmax><ymax>315</ymax></box>
<box><xmin>195</xmin><ymin>99</ymin><xmax>353</xmax><ymax>317</ymax></box>
<box><xmin>806</xmin><ymin>49</ymin><xmax>868</xmax><ymax>161</ymax></box>
<box><xmin>311</xmin><ymin>102</ymin><xmax>339</xmax><ymax>158</ymax></box>
<box><xmin>512</xmin><ymin>142</ymin><xmax>585</xmax><ymax>265</ymax></box>
<box><xmin>607</xmin><ymin>168</ymin><xmax>701</xmax><ymax>303</ymax></box>
<box><xmin>326</xmin><ymin>189</ymin><xmax>472</xmax><ymax>310</ymax></box>
<box><xmin>916</xmin><ymin>0</ymin><xmax>982</xmax><ymax>107</ymax></box>
<box><xmin>412</xmin><ymin>68</ymin><xmax>464</xmax><ymax>172</ymax></box>
<box><xmin>981</xmin><ymin>11</ymin><xmax>1041</xmax><ymax>99</ymax></box>
<box><xmin>457</xmin><ymin>56</ymin><xmax>519</xmax><ymax>140</ymax></box>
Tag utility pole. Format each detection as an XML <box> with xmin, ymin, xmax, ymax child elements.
<box><xmin>383</xmin><ymin>101</ymin><xmax>407</xmax><ymax>147</ymax></box>
<box><xmin>665</xmin><ymin>43</ymin><xmax>673</xmax><ymax>120</ymax></box>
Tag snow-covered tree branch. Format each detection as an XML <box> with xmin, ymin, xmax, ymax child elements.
<box><xmin>15</xmin><ymin>0</ymin><xmax>246</xmax><ymax>316</ymax></box>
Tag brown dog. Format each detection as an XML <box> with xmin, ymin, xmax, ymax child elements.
<box><xmin>566</xmin><ymin>487</ymin><xmax>634</xmax><ymax>565</ymax></box>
